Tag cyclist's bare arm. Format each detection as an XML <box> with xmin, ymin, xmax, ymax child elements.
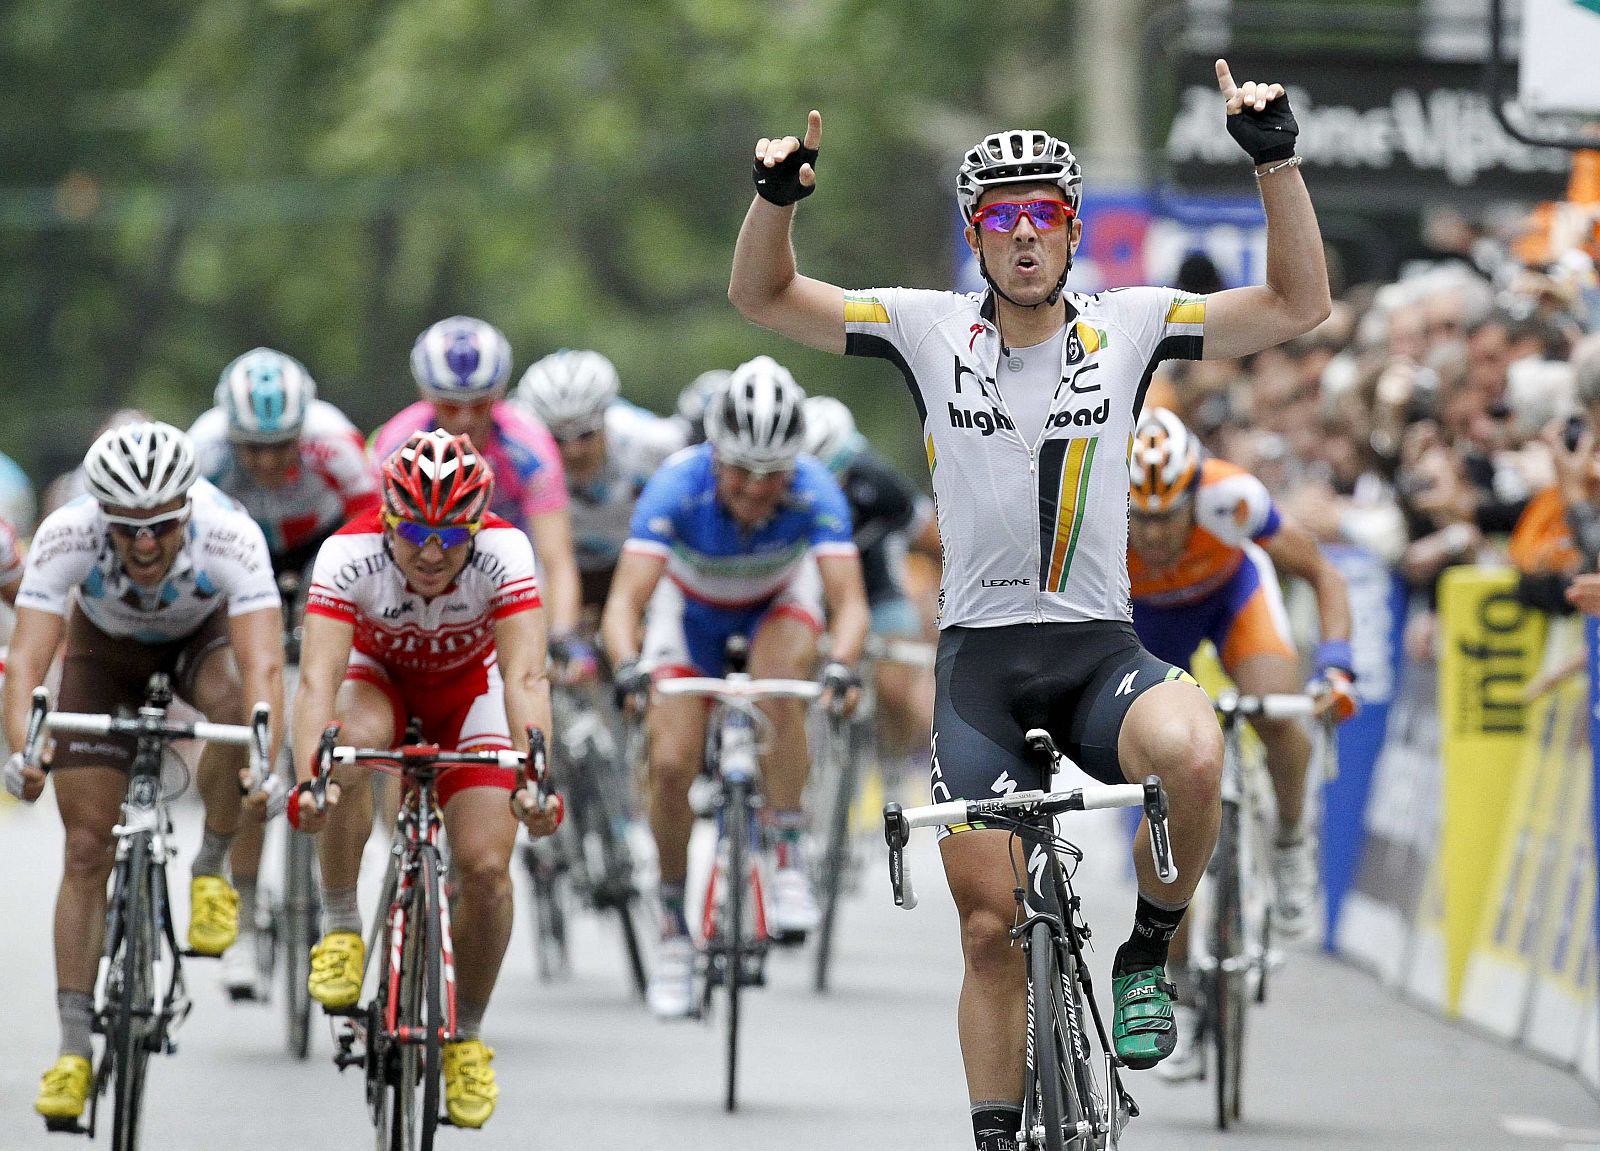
<box><xmin>1198</xmin><ymin>61</ymin><xmax>1332</xmax><ymax>361</ymax></box>
<box><xmin>291</xmin><ymin>610</ymin><xmax>354</xmax><ymax>795</ymax></box>
<box><xmin>0</xmin><ymin>578</ymin><xmax>17</xmax><ymax>607</ymax></box>
<box><xmin>1263</xmin><ymin>521</ymin><xmax>1352</xmax><ymax>648</ymax></box>
<box><xmin>229</xmin><ymin>605</ymin><xmax>287</xmax><ymax>769</ymax></box>
<box><xmin>599</xmin><ymin>550</ymin><xmax>666</xmax><ymax>665</ymax></box>
<box><xmin>493</xmin><ymin>607</ymin><xmax>552</xmax><ymax>758</ymax></box>
<box><xmin>818</xmin><ymin>552</ymin><xmax>871</xmax><ymax>666</ymax></box>
<box><xmin>528</xmin><ymin>507</ymin><xmax>582</xmax><ymax>636</ymax></box>
<box><xmin>729</xmin><ymin>109</ymin><xmax>847</xmax><ymax>355</ymax></box>
<box><xmin>2</xmin><ymin>605</ymin><xmax>63</xmax><ymax>758</ymax></box>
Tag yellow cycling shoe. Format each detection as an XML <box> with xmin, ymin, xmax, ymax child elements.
<box><xmin>442</xmin><ymin>1039</ymin><xmax>499</xmax><ymax>1128</ymax></box>
<box><xmin>308</xmin><ymin>931</ymin><xmax>365</xmax><ymax>1010</ymax></box>
<box><xmin>35</xmin><ymin>1054</ymin><xmax>91</xmax><ymax>1120</ymax></box>
<box><xmin>187</xmin><ymin>875</ymin><xmax>239</xmax><ymax>956</ymax></box>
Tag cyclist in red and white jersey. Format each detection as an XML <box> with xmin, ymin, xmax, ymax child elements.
<box><xmin>731</xmin><ymin>62</ymin><xmax>1332</xmax><ymax>1150</ymax></box>
<box><xmin>289</xmin><ymin>428</ymin><xmax>561</xmax><ymax>1130</ymax></box>
<box><xmin>370</xmin><ymin>316</ymin><xmax>587</xmax><ymax>670</ymax></box>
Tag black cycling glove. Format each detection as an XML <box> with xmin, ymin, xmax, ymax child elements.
<box><xmin>753</xmin><ymin>142</ymin><xmax>818</xmax><ymax>206</ymax></box>
<box><xmin>613</xmin><ymin>658</ymin><xmax>652</xmax><ymax>711</ymax></box>
<box><xmin>1226</xmin><ymin>91</ymin><xmax>1298</xmax><ymax>165</ymax></box>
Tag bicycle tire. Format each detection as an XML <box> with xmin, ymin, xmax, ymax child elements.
<box><xmin>110</xmin><ymin>835</ymin><xmax>154</xmax><ymax>1151</ymax></box>
<box><xmin>1028</xmin><ymin>920</ymin><xmax>1069</xmax><ymax>1151</ymax></box>
<box><xmin>387</xmin><ymin>846</ymin><xmax>444</xmax><ymax>1151</ymax></box>
<box><xmin>521</xmin><ymin>840</ymin><xmax>570</xmax><ymax>982</ymax></box>
<box><xmin>722</xmin><ymin>777</ymin><xmax>750</xmax><ymax>1114</ymax></box>
<box><xmin>812</xmin><ymin>717</ymin><xmax>859</xmax><ymax>993</ymax></box>
<box><xmin>1057</xmin><ymin>940</ymin><xmax>1105</xmax><ymax>1148</ymax></box>
<box><xmin>1211</xmin><ymin>803</ymin><xmax>1246</xmax><ymax>1131</ymax></box>
<box><xmin>283</xmin><ymin>827</ymin><xmax>320</xmax><ymax>1059</ymax></box>
<box><xmin>583</xmin><ymin>768</ymin><xmax>650</xmax><ymax>998</ymax></box>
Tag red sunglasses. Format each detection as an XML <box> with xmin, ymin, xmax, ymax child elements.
<box><xmin>971</xmin><ymin>199</ymin><xmax>1075</xmax><ymax>234</ymax></box>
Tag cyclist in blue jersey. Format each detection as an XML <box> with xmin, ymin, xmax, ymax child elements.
<box><xmin>730</xmin><ymin>61</ymin><xmax>1332</xmax><ymax>1151</ymax></box>
<box><xmin>600</xmin><ymin>356</ymin><xmax>870</xmax><ymax>1019</ymax></box>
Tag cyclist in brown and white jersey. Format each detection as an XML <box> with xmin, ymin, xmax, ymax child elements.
<box><xmin>729</xmin><ymin>60</ymin><xmax>1331</xmax><ymax>1151</ymax></box>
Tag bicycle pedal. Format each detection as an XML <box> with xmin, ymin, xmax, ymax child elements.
<box><xmin>43</xmin><ymin>1117</ymin><xmax>88</xmax><ymax>1135</ymax></box>
<box><xmin>321</xmin><ymin>1004</ymin><xmax>365</xmax><ymax>1018</ymax></box>
<box><xmin>769</xmin><ymin>929</ymin><xmax>807</xmax><ymax>948</ymax></box>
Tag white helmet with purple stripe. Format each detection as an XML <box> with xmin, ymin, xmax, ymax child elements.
<box><xmin>409</xmin><ymin>316</ymin><xmax>514</xmax><ymax>402</ymax></box>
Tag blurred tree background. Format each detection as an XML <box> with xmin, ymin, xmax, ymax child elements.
<box><xmin>0</xmin><ymin>0</ymin><xmax>1419</xmax><ymax>492</ymax></box>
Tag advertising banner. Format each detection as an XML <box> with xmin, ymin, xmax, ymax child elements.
<box><xmin>1435</xmin><ymin>567</ymin><xmax>1547</xmax><ymax>1013</ymax></box>
<box><xmin>1320</xmin><ymin>546</ymin><xmax>1407</xmax><ymax>950</ymax></box>
<box><xmin>1520</xmin><ymin>0</ymin><xmax>1600</xmax><ymax>115</ymax></box>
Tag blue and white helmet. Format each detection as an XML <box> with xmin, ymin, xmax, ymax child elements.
<box><xmin>409</xmin><ymin>316</ymin><xmax>514</xmax><ymax>402</ymax></box>
<box><xmin>216</xmin><ymin>348</ymin><xmax>316</xmax><ymax>444</ymax></box>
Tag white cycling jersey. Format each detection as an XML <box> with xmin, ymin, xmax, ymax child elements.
<box><xmin>190</xmin><ymin>400</ymin><xmax>378</xmax><ymax>559</ymax></box>
<box><xmin>17</xmin><ymin>480</ymin><xmax>280</xmax><ymax>643</ymax></box>
<box><xmin>844</xmin><ymin>286</ymin><xmax>1205</xmax><ymax>628</ymax></box>
<box><xmin>304</xmin><ymin>509</ymin><xmax>541</xmax><ymax>681</ymax></box>
<box><xmin>569</xmin><ymin>400</ymin><xmax>688</xmax><ymax>574</ymax></box>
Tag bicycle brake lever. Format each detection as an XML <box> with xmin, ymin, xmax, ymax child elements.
<box><xmin>23</xmin><ymin>687</ymin><xmax>49</xmax><ymax>769</ymax></box>
<box><xmin>1142</xmin><ymin>775</ymin><xmax>1178</xmax><ymax>884</ymax></box>
<box><xmin>883</xmin><ymin>803</ymin><xmax>918</xmax><ymax>910</ymax></box>
<box><xmin>248</xmin><ymin>701</ymin><xmax>272</xmax><ymax>790</ymax></box>
<box><xmin>312</xmin><ymin>723</ymin><xmax>340</xmax><ymax>812</ymax></box>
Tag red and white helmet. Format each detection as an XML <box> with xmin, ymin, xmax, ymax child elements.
<box><xmin>1128</xmin><ymin>408</ymin><xmax>1202</xmax><ymax>513</ymax></box>
<box><xmin>381</xmin><ymin>429</ymin><xmax>494</xmax><ymax>525</ymax></box>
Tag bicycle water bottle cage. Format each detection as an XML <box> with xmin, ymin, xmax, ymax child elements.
<box><xmin>723</xmin><ymin>635</ymin><xmax>750</xmax><ymax>675</ymax></box>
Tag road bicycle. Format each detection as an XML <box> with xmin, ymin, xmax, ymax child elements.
<box><xmin>883</xmin><ymin>729</ymin><xmax>1176</xmax><ymax>1151</ymax></box>
<box><xmin>654</xmin><ymin>670</ymin><xmax>822</xmax><ymax>1113</ymax></box>
<box><xmin>25</xmin><ymin>675</ymin><xmax>270</xmax><ymax>1150</ymax></box>
<box><xmin>1193</xmin><ymin>688</ymin><xmax>1332</xmax><ymax>1130</ymax></box>
<box><xmin>313</xmin><ymin>722</ymin><xmax>551</xmax><ymax>1151</ymax></box>
<box><xmin>521</xmin><ymin>680</ymin><xmax>648</xmax><ymax>996</ymax></box>
<box><xmin>809</xmin><ymin>634</ymin><xmax>933</xmax><ymax>993</ymax></box>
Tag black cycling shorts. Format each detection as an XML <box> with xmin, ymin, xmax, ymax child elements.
<box><xmin>929</xmin><ymin>620</ymin><xmax>1196</xmax><ymax>812</ymax></box>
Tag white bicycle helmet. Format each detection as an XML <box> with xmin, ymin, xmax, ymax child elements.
<box><xmin>83</xmin><ymin>421</ymin><xmax>198</xmax><ymax>509</ymax></box>
<box><xmin>515</xmin><ymin>349</ymin><xmax>620</xmax><ymax>438</ymax></box>
<box><xmin>1128</xmin><ymin>408</ymin><xmax>1202</xmax><ymax>513</ymax></box>
<box><xmin>956</xmin><ymin>130</ymin><xmax>1083</xmax><ymax>223</ymax></box>
<box><xmin>409</xmin><ymin>316</ymin><xmax>513</xmax><ymax>401</ymax></box>
<box><xmin>708</xmin><ymin>357</ymin><xmax>807</xmax><ymax>472</ymax></box>
<box><xmin>677</xmin><ymin>369</ymin><xmax>732</xmax><ymax>444</ymax></box>
<box><xmin>216</xmin><ymin>348</ymin><xmax>316</xmax><ymax>444</ymax></box>
<box><xmin>801</xmin><ymin>395</ymin><xmax>864</xmax><ymax>474</ymax></box>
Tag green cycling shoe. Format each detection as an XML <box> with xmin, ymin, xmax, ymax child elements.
<box><xmin>1111</xmin><ymin>961</ymin><xmax>1178</xmax><ymax>1069</ymax></box>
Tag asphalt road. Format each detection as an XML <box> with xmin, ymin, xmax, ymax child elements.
<box><xmin>2</xmin><ymin>786</ymin><xmax>1597</xmax><ymax>1150</ymax></box>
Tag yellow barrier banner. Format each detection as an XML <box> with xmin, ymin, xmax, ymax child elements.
<box><xmin>1437</xmin><ymin>567</ymin><xmax>1547</xmax><ymax>1013</ymax></box>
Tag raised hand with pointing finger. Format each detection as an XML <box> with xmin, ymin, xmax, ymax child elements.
<box><xmin>753</xmin><ymin>109</ymin><xmax>822</xmax><ymax>206</ymax></box>
<box><xmin>1216</xmin><ymin>58</ymin><xmax>1298</xmax><ymax>165</ymax></box>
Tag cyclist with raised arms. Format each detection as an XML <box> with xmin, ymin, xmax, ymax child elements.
<box><xmin>600</xmin><ymin>356</ymin><xmax>870</xmax><ymax>1019</ymax></box>
<box><xmin>803</xmin><ymin>395</ymin><xmax>939</xmax><ymax>757</ymax></box>
<box><xmin>371</xmin><ymin>316</ymin><xmax>588</xmax><ymax>675</ymax></box>
<box><xmin>729</xmin><ymin>61</ymin><xmax>1331</xmax><ymax>1150</ymax></box>
<box><xmin>288</xmin><ymin>428</ymin><xmax>561</xmax><ymax>1129</ymax></box>
<box><xmin>190</xmin><ymin>347</ymin><xmax>381</xmax><ymax>996</ymax></box>
<box><xmin>514</xmin><ymin>348</ymin><xmax>687</xmax><ymax>611</ymax></box>
<box><xmin>1127</xmin><ymin>406</ymin><xmax>1354</xmax><ymax>1077</ymax></box>
<box><xmin>2</xmin><ymin>422</ymin><xmax>285</xmax><ymax>1124</ymax></box>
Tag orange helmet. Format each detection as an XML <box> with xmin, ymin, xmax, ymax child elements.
<box><xmin>1128</xmin><ymin>408</ymin><xmax>1201</xmax><ymax>513</ymax></box>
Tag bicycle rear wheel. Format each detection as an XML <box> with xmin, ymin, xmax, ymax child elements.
<box><xmin>109</xmin><ymin>836</ymin><xmax>155</xmax><ymax>1151</ymax></box>
<box><xmin>721</xmin><ymin>777</ymin><xmax>751</xmax><ymax>1113</ymax></box>
<box><xmin>1210</xmin><ymin>804</ymin><xmax>1247</xmax><ymax>1131</ymax></box>
<box><xmin>283</xmin><ymin>826</ymin><xmax>321</xmax><ymax>1059</ymax></box>
<box><xmin>812</xmin><ymin>716</ymin><xmax>859</xmax><ymax>993</ymax></box>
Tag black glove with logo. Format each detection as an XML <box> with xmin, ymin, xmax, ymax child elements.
<box><xmin>753</xmin><ymin>141</ymin><xmax>819</xmax><ymax>206</ymax></box>
<box><xmin>1226</xmin><ymin>90</ymin><xmax>1298</xmax><ymax>165</ymax></box>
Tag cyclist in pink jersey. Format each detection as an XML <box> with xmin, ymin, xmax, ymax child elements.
<box><xmin>370</xmin><ymin>316</ymin><xmax>586</xmax><ymax>669</ymax></box>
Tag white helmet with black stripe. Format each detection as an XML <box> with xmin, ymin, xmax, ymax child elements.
<box><xmin>956</xmin><ymin>130</ymin><xmax>1083</xmax><ymax>223</ymax></box>
<box><xmin>83</xmin><ymin>421</ymin><xmax>198</xmax><ymax>509</ymax></box>
<box><xmin>708</xmin><ymin>356</ymin><xmax>807</xmax><ymax>472</ymax></box>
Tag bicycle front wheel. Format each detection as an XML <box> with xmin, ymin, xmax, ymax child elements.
<box><xmin>1026</xmin><ymin>920</ymin><xmax>1071</xmax><ymax>1151</ymax></box>
<box><xmin>812</xmin><ymin>716</ymin><xmax>859</xmax><ymax>993</ymax></box>
<box><xmin>283</xmin><ymin>826</ymin><xmax>321</xmax><ymax>1059</ymax></box>
<box><xmin>109</xmin><ymin>836</ymin><xmax>155</xmax><ymax>1151</ymax></box>
<box><xmin>722</xmin><ymin>777</ymin><xmax>751</xmax><ymax>1114</ymax></box>
<box><xmin>390</xmin><ymin>845</ymin><xmax>444</xmax><ymax>1151</ymax></box>
<box><xmin>1210</xmin><ymin>804</ymin><xmax>1247</xmax><ymax>1130</ymax></box>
